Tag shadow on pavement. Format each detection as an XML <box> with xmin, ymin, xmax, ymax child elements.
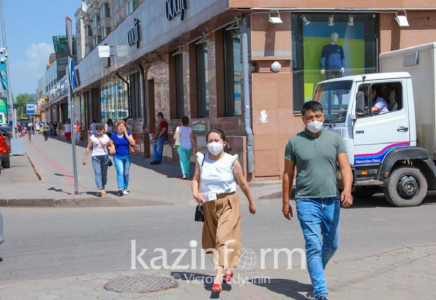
<box><xmin>47</xmin><ymin>187</ymin><xmax>74</xmax><ymax>195</ymax></box>
<box><xmin>250</xmin><ymin>278</ymin><xmax>312</xmax><ymax>300</ymax></box>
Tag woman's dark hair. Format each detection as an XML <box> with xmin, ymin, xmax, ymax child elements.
<box><xmin>301</xmin><ymin>101</ymin><xmax>323</xmax><ymax>116</ymax></box>
<box><xmin>206</xmin><ymin>128</ymin><xmax>232</xmax><ymax>153</ymax></box>
<box><xmin>181</xmin><ymin>116</ymin><xmax>189</xmax><ymax>125</ymax></box>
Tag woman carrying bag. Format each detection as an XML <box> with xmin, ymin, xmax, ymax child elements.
<box><xmin>191</xmin><ymin>128</ymin><xmax>256</xmax><ymax>293</ymax></box>
<box><xmin>83</xmin><ymin>123</ymin><xmax>114</xmax><ymax>197</ymax></box>
<box><xmin>110</xmin><ymin>120</ymin><xmax>136</xmax><ymax>196</ymax></box>
<box><xmin>174</xmin><ymin>116</ymin><xmax>196</xmax><ymax>179</ymax></box>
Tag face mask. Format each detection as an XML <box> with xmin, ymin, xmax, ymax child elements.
<box><xmin>306</xmin><ymin>121</ymin><xmax>323</xmax><ymax>134</ymax></box>
<box><xmin>117</xmin><ymin>130</ymin><xmax>124</xmax><ymax>134</ymax></box>
<box><xmin>96</xmin><ymin>130</ymin><xmax>103</xmax><ymax>135</ymax></box>
<box><xmin>207</xmin><ymin>142</ymin><xmax>224</xmax><ymax>155</ymax></box>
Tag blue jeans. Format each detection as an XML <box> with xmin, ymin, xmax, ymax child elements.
<box><xmin>114</xmin><ymin>155</ymin><xmax>131</xmax><ymax>190</ymax></box>
<box><xmin>177</xmin><ymin>146</ymin><xmax>192</xmax><ymax>176</ymax></box>
<box><xmin>153</xmin><ymin>136</ymin><xmax>166</xmax><ymax>162</ymax></box>
<box><xmin>91</xmin><ymin>155</ymin><xmax>109</xmax><ymax>190</ymax></box>
<box><xmin>296</xmin><ymin>197</ymin><xmax>340</xmax><ymax>299</ymax></box>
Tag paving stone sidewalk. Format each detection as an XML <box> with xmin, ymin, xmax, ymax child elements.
<box><xmin>0</xmin><ymin>244</ymin><xmax>434</xmax><ymax>300</ymax></box>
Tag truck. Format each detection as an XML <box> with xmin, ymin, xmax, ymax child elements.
<box><xmin>312</xmin><ymin>43</ymin><xmax>436</xmax><ymax>207</ymax></box>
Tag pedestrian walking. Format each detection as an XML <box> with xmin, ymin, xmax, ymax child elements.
<box><xmin>83</xmin><ymin>123</ymin><xmax>114</xmax><ymax>197</ymax></box>
<box><xmin>173</xmin><ymin>116</ymin><xmax>197</xmax><ymax>179</ymax></box>
<box><xmin>43</xmin><ymin>123</ymin><xmax>51</xmax><ymax>141</ymax></box>
<box><xmin>191</xmin><ymin>128</ymin><xmax>256</xmax><ymax>293</ymax></box>
<box><xmin>52</xmin><ymin>121</ymin><xmax>58</xmax><ymax>136</ymax></box>
<box><xmin>64</xmin><ymin>121</ymin><xmax>71</xmax><ymax>142</ymax></box>
<box><xmin>89</xmin><ymin>119</ymin><xmax>97</xmax><ymax>138</ymax></box>
<box><xmin>282</xmin><ymin>101</ymin><xmax>353</xmax><ymax>300</ymax></box>
<box><xmin>74</xmin><ymin>120</ymin><xmax>81</xmax><ymax>145</ymax></box>
<box><xmin>17</xmin><ymin>123</ymin><xmax>22</xmax><ymax>137</ymax></box>
<box><xmin>105</xmin><ymin>119</ymin><xmax>114</xmax><ymax>135</ymax></box>
<box><xmin>110</xmin><ymin>120</ymin><xmax>136</xmax><ymax>196</ymax></box>
<box><xmin>150</xmin><ymin>112</ymin><xmax>168</xmax><ymax>165</ymax></box>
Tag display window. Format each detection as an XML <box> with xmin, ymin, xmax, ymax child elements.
<box><xmin>292</xmin><ymin>13</ymin><xmax>378</xmax><ymax>112</ymax></box>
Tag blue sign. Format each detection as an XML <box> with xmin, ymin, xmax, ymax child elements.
<box><xmin>26</xmin><ymin>102</ymin><xmax>35</xmax><ymax>115</ymax></box>
<box><xmin>69</xmin><ymin>57</ymin><xmax>77</xmax><ymax>90</ymax></box>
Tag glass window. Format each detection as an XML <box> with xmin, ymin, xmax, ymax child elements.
<box><xmin>175</xmin><ymin>53</ymin><xmax>184</xmax><ymax>118</ymax></box>
<box><xmin>355</xmin><ymin>82</ymin><xmax>403</xmax><ymax>118</ymax></box>
<box><xmin>224</xmin><ymin>29</ymin><xmax>242</xmax><ymax>116</ymax></box>
<box><xmin>313</xmin><ymin>81</ymin><xmax>352</xmax><ymax>123</ymax></box>
<box><xmin>196</xmin><ymin>42</ymin><xmax>209</xmax><ymax>118</ymax></box>
<box><xmin>292</xmin><ymin>13</ymin><xmax>378</xmax><ymax>112</ymax></box>
<box><xmin>101</xmin><ymin>80</ymin><xmax>128</xmax><ymax>122</ymax></box>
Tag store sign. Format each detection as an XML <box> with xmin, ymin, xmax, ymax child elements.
<box><xmin>98</xmin><ymin>45</ymin><xmax>111</xmax><ymax>58</ymax></box>
<box><xmin>127</xmin><ymin>19</ymin><xmax>140</xmax><ymax>48</ymax></box>
<box><xmin>166</xmin><ymin>0</ymin><xmax>187</xmax><ymax>21</ymax></box>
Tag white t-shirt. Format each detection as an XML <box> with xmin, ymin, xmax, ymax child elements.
<box><xmin>177</xmin><ymin>126</ymin><xmax>193</xmax><ymax>149</ymax></box>
<box><xmin>197</xmin><ymin>152</ymin><xmax>238</xmax><ymax>197</ymax></box>
<box><xmin>65</xmin><ymin>123</ymin><xmax>71</xmax><ymax>133</ymax></box>
<box><xmin>90</xmin><ymin>135</ymin><xmax>110</xmax><ymax>156</ymax></box>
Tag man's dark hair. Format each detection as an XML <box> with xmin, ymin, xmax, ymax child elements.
<box><xmin>157</xmin><ymin>112</ymin><xmax>164</xmax><ymax>118</ymax></box>
<box><xmin>301</xmin><ymin>101</ymin><xmax>323</xmax><ymax>115</ymax></box>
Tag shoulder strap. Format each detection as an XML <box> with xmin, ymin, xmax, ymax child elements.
<box><xmin>96</xmin><ymin>137</ymin><xmax>108</xmax><ymax>155</ymax></box>
<box><xmin>201</xmin><ymin>153</ymin><xmax>206</xmax><ymax>167</ymax></box>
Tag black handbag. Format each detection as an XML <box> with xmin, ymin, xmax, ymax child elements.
<box><xmin>195</xmin><ymin>204</ymin><xmax>204</xmax><ymax>222</ymax></box>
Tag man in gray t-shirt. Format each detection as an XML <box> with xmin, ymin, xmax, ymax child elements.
<box><xmin>282</xmin><ymin>101</ymin><xmax>353</xmax><ymax>300</ymax></box>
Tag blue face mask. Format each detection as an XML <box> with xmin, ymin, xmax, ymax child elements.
<box><xmin>117</xmin><ymin>130</ymin><xmax>124</xmax><ymax>134</ymax></box>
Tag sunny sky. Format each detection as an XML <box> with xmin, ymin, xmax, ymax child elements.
<box><xmin>1</xmin><ymin>0</ymin><xmax>80</xmax><ymax>97</ymax></box>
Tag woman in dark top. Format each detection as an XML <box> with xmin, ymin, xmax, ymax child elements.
<box><xmin>110</xmin><ymin>120</ymin><xmax>136</xmax><ymax>196</ymax></box>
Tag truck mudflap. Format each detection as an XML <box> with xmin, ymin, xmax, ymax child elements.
<box><xmin>378</xmin><ymin>147</ymin><xmax>436</xmax><ymax>187</ymax></box>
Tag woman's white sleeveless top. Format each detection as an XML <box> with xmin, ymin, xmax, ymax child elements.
<box><xmin>197</xmin><ymin>152</ymin><xmax>238</xmax><ymax>195</ymax></box>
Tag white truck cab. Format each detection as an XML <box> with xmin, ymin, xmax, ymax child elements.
<box><xmin>313</xmin><ymin>71</ymin><xmax>436</xmax><ymax>207</ymax></box>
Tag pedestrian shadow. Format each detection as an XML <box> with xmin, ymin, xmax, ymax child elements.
<box><xmin>171</xmin><ymin>271</ymin><xmax>232</xmax><ymax>299</ymax></box>
<box><xmin>54</xmin><ymin>173</ymin><xmax>74</xmax><ymax>178</ymax></box>
<box><xmin>130</xmin><ymin>156</ymin><xmax>191</xmax><ymax>179</ymax></box>
<box><xmin>250</xmin><ymin>278</ymin><xmax>312</xmax><ymax>300</ymax></box>
<box><xmin>0</xmin><ymin>257</ymin><xmax>3</xmax><ymax>263</ymax></box>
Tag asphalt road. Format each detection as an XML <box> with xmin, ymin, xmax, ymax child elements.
<box><xmin>1</xmin><ymin>196</ymin><xmax>436</xmax><ymax>284</ymax></box>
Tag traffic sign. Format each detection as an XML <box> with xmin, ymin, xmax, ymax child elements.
<box><xmin>26</xmin><ymin>102</ymin><xmax>35</xmax><ymax>115</ymax></box>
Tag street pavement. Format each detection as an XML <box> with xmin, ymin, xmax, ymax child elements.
<box><xmin>0</xmin><ymin>134</ymin><xmax>281</xmax><ymax>207</ymax></box>
<box><xmin>0</xmin><ymin>134</ymin><xmax>436</xmax><ymax>299</ymax></box>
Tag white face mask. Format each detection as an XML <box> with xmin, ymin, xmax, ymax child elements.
<box><xmin>207</xmin><ymin>142</ymin><xmax>224</xmax><ymax>155</ymax></box>
<box><xmin>306</xmin><ymin>121</ymin><xmax>323</xmax><ymax>134</ymax></box>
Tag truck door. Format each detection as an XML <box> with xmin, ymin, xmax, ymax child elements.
<box><xmin>353</xmin><ymin>80</ymin><xmax>410</xmax><ymax>166</ymax></box>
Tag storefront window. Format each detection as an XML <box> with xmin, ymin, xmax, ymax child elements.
<box><xmin>224</xmin><ymin>29</ymin><xmax>242</xmax><ymax>116</ymax></box>
<box><xmin>292</xmin><ymin>13</ymin><xmax>378</xmax><ymax>112</ymax></box>
<box><xmin>101</xmin><ymin>80</ymin><xmax>128</xmax><ymax>122</ymax></box>
<box><xmin>196</xmin><ymin>42</ymin><xmax>209</xmax><ymax>118</ymax></box>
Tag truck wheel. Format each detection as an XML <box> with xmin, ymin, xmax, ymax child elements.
<box><xmin>383</xmin><ymin>166</ymin><xmax>427</xmax><ymax>207</ymax></box>
<box><xmin>352</xmin><ymin>186</ymin><xmax>379</xmax><ymax>198</ymax></box>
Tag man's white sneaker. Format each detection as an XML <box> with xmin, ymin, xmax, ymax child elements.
<box><xmin>123</xmin><ymin>189</ymin><xmax>129</xmax><ymax>195</ymax></box>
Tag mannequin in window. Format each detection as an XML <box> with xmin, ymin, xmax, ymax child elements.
<box><xmin>320</xmin><ymin>32</ymin><xmax>345</xmax><ymax>79</ymax></box>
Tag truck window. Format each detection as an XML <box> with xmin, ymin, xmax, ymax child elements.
<box><xmin>313</xmin><ymin>81</ymin><xmax>352</xmax><ymax>123</ymax></box>
<box><xmin>356</xmin><ymin>82</ymin><xmax>402</xmax><ymax>118</ymax></box>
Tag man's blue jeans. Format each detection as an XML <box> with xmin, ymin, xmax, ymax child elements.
<box><xmin>114</xmin><ymin>155</ymin><xmax>131</xmax><ymax>190</ymax></box>
<box><xmin>153</xmin><ymin>136</ymin><xmax>166</xmax><ymax>163</ymax></box>
<box><xmin>296</xmin><ymin>197</ymin><xmax>340</xmax><ymax>299</ymax></box>
<box><xmin>91</xmin><ymin>155</ymin><xmax>109</xmax><ymax>190</ymax></box>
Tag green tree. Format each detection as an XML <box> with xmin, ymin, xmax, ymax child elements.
<box><xmin>15</xmin><ymin>93</ymin><xmax>39</xmax><ymax>119</ymax></box>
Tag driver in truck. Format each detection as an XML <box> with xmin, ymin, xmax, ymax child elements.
<box><xmin>371</xmin><ymin>88</ymin><xmax>389</xmax><ymax>115</ymax></box>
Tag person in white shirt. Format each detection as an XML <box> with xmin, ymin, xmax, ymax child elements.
<box><xmin>191</xmin><ymin>128</ymin><xmax>256</xmax><ymax>293</ymax></box>
<box><xmin>173</xmin><ymin>116</ymin><xmax>197</xmax><ymax>179</ymax></box>
<box><xmin>83</xmin><ymin>123</ymin><xmax>114</xmax><ymax>197</ymax></box>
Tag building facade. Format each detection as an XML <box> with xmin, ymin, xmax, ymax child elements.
<box><xmin>43</xmin><ymin>0</ymin><xmax>436</xmax><ymax>181</ymax></box>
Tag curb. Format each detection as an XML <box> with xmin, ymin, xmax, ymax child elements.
<box><xmin>0</xmin><ymin>198</ymin><xmax>172</xmax><ymax>207</ymax></box>
<box><xmin>25</xmin><ymin>150</ymin><xmax>43</xmax><ymax>180</ymax></box>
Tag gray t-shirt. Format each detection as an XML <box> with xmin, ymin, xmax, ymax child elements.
<box><xmin>285</xmin><ymin>129</ymin><xmax>347</xmax><ymax>198</ymax></box>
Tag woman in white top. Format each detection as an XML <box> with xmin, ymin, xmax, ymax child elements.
<box><xmin>191</xmin><ymin>128</ymin><xmax>256</xmax><ymax>293</ymax></box>
<box><xmin>83</xmin><ymin>123</ymin><xmax>114</xmax><ymax>197</ymax></box>
<box><xmin>174</xmin><ymin>116</ymin><xmax>197</xmax><ymax>179</ymax></box>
